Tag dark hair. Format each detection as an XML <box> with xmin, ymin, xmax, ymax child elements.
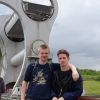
<box><xmin>57</xmin><ymin>49</ymin><xmax>69</xmax><ymax>58</ymax></box>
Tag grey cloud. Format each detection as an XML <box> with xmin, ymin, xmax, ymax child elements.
<box><xmin>50</xmin><ymin>0</ymin><xmax>100</xmax><ymax>70</ymax></box>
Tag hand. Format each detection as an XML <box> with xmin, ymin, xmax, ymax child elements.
<box><xmin>52</xmin><ymin>97</ymin><xmax>58</xmax><ymax>100</ymax></box>
<box><xmin>20</xmin><ymin>98</ymin><xmax>25</xmax><ymax>100</ymax></box>
<box><xmin>58</xmin><ymin>97</ymin><xmax>64</xmax><ymax>100</ymax></box>
<box><xmin>69</xmin><ymin>63</ymin><xmax>79</xmax><ymax>81</ymax></box>
<box><xmin>21</xmin><ymin>99</ymin><xmax>24</xmax><ymax>100</ymax></box>
<box><xmin>72</xmin><ymin>70</ymin><xmax>79</xmax><ymax>81</ymax></box>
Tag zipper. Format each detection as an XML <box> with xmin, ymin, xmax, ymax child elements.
<box><xmin>59</xmin><ymin>88</ymin><xmax>63</xmax><ymax>97</ymax></box>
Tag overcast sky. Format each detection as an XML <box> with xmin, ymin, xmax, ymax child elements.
<box><xmin>23</xmin><ymin>0</ymin><xmax>51</xmax><ymax>6</ymax></box>
<box><xmin>50</xmin><ymin>0</ymin><xmax>100</xmax><ymax>70</ymax></box>
<box><xmin>49</xmin><ymin>0</ymin><xmax>100</xmax><ymax>70</ymax></box>
<box><xmin>0</xmin><ymin>0</ymin><xmax>100</xmax><ymax>70</ymax></box>
<box><xmin>0</xmin><ymin>4</ymin><xmax>13</xmax><ymax>15</ymax></box>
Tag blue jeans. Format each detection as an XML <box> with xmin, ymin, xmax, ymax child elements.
<box><xmin>25</xmin><ymin>97</ymin><xmax>33</xmax><ymax>100</ymax></box>
<box><xmin>25</xmin><ymin>98</ymin><xmax>50</xmax><ymax>100</ymax></box>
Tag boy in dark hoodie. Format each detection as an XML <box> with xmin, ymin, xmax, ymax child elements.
<box><xmin>52</xmin><ymin>49</ymin><xmax>83</xmax><ymax>100</ymax></box>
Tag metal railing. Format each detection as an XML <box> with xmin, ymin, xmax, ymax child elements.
<box><xmin>1</xmin><ymin>94</ymin><xmax>20</xmax><ymax>100</ymax></box>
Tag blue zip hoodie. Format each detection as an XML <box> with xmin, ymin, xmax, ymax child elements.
<box><xmin>24</xmin><ymin>63</ymin><xmax>52</xmax><ymax>100</ymax></box>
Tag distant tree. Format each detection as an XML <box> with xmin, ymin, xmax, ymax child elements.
<box><xmin>96</xmin><ymin>75</ymin><xmax>100</xmax><ymax>81</ymax></box>
<box><xmin>77</xmin><ymin>68</ymin><xmax>100</xmax><ymax>81</ymax></box>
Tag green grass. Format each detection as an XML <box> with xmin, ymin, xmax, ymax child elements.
<box><xmin>82</xmin><ymin>75</ymin><xmax>97</xmax><ymax>80</ymax></box>
<box><xmin>83</xmin><ymin>80</ymin><xmax>100</xmax><ymax>96</ymax></box>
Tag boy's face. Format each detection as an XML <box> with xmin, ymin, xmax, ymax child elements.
<box><xmin>38</xmin><ymin>48</ymin><xmax>49</xmax><ymax>62</ymax></box>
<box><xmin>58</xmin><ymin>54</ymin><xmax>69</xmax><ymax>67</ymax></box>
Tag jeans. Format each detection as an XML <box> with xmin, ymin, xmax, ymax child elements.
<box><xmin>25</xmin><ymin>98</ymin><xmax>33</xmax><ymax>100</ymax></box>
<box><xmin>25</xmin><ymin>98</ymin><xmax>51</xmax><ymax>100</ymax></box>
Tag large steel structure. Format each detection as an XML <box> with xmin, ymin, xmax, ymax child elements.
<box><xmin>0</xmin><ymin>0</ymin><xmax>58</xmax><ymax>98</ymax></box>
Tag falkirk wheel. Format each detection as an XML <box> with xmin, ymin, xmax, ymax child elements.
<box><xmin>0</xmin><ymin>0</ymin><xmax>58</xmax><ymax>98</ymax></box>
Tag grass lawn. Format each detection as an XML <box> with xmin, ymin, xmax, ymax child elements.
<box><xmin>83</xmin><ymin>80</ymin><xmax>100</xmax><ymax>96</ymax></box>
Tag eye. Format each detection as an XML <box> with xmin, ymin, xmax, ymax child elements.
<box><xmin>41</xmin><ymin>52</ymin><xmax>48</xmax><ymax>55</ymax></box>
<box><xmin>58</xmin><ymin>57</ymin><xmax>62</xmax><ymax>60</ymax></box>
<box><xmin>59</xmin><ymin>57</ymin><xmax>66</xmax><ymax>60</ymax></box>
<box><xmin>63</xmin><ymin>57</ymin><xmax>66</xmax><ymax>59</ymax></box>
<box><xmin>45</xmin><ymin>53</ymin><xmax>48</xmax><ymax>55</ymax></box>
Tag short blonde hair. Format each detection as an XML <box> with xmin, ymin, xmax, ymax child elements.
<box><xmin>38</xmin><ymin>44</ymin><xmax>50</xmax><ymax>52</ymax></box>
